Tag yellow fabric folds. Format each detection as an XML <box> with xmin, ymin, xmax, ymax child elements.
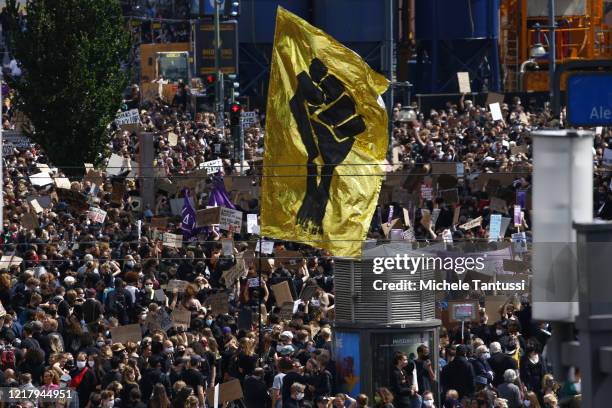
<box><xmin>261</xmin><ymin>7</ymin><xmax>389</xmax><ymax>258</ymax></box>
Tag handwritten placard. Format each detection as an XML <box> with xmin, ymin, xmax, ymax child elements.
<box><xmin>271</xmin><ymin>281</ymin><xmax>294</xmax><ymax>305</ymax></box>
<box><xmin>459</xmin><ymin>216</ymin><xmax>482</xmax><ymax>230</ymax></box>
<box><xmin>206</xmin><ymin>292</ymin><xmax>230</xmax><ymax>315</ymax></box>
<box><xmin>163</xmin><ymin>233</ymin><xmax>183</xmax><ymax>249</ymax></box>
<box><xmin>219</xmin><ymin>207</ymin><xmax>243</xmax><ymax>232</ymax></box>
<box><xmin>110</xmin><ymin>324</ymin><xmax>142</xmax><ymax>344</ymax></box>
<box><xmin>87</xmin><ymin>207</ymin><xmax>107</xmax><ymax>224</ymax></box>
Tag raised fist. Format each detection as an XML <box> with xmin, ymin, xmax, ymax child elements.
<box><xmin>289</xmin><ymin>58</ymin><xmax>366</xmax><ymax>234</ymax></box>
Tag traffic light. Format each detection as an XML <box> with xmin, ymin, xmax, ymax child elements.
<box><xmin>229</xmin><ymin>102</ymin><xmax>241</xmax><ymax>126</ymax></box>
<box><xmin>205</xmin><ymin>74</ymin><xmax>217</xmax><ymax>105</ymax></box>
<box><xmin>225</xmin><ymin>1</ymin><xmax>240</xmax><ymax>17</ymax></box>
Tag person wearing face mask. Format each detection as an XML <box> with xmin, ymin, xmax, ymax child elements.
<box><xmin>523</xmin><ymin>391</ymin><xmax>540</xmax><ymax>408</ymax></box>
<box><xmin>70</xmin><ymin>352</ymin><xmax>97</xmax><ymax>408</ymax></box>
<box><xmin>471</xmin><ymin>345</ymin><xmax>493</xmax><ymax>386</ymax></box>
<box><xmin>488</xmin><ymin>342</ymin><xmax>517</xmax><ymax>388</ymax></box>
<box><xmin>100</xmin><ymin>389</ymin><xmax>115</xmax><ymax>408</ymax></box>
<box><xmin>285</xmin><ymin>382</ymin><xmax>307</xmax><ymax>408</ymax></box>
<box><xmin>373</xmin><ymin>387</ymin><xmax>395</xmax><ymax>408</ymax></box>
<box><xmin>519</xmin><ymin>340</ymin><xmax>546</xmax><ymax>396</ymax></box>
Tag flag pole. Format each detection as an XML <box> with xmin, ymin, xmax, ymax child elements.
<box><xmin>257</xmin><ymin>234</ymin><xmax>263</xmax><ymax>363</ymax></box>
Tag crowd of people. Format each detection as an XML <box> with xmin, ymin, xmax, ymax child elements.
<box><xmin>0</xmin><ymin>8</ymin><xmax>601</xmax><ymax>404</ymax></box>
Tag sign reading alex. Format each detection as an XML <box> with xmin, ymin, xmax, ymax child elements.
<box><xmin>567</xmin><ymin>73</ymin><xmax>612</xmax><ymax>127</ymax></box>
<box><xmin>260</xmin><ymin>7</ymin><xmax>389</xmax><ymax>258</ymax></box>
<box><xmin>195</xmin><ymin>21</ymin><xmax>238</xmax><ymax>75</ymax></box>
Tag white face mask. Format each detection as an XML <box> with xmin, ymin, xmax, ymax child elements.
<box><xmin>296</xmin><ymin>393</ymin><xmax>304</xmax><ymax>401</ymax></box>
<box><xmin>88</xmin><ymin>361</ymin><xmax>95</xmax><ymax>368</ymax></box>
<box><xmin>574</xmin><ymin>381</ymin><xmax>581</xmax><ymax>393</ymax></box>
<box><xmin>523</xmin><ymin>400</ymin><xmax>531</xmax><ymax>407</ymax></box>
<box><xmin>496</xmin><ymin>329</ymin><xmax>503</xmax><ymax>336</ymax></box>
<box><xmin>165</xmin><ymin>347</ymin><xmax>174</xmax><ymax>354</ymax></box>
<box><xmin>423</xmin><ymin>400</ymin><xmax>434</xmax><ymax>407</ymax></box>
<box><xmin>76</xmin><ymin>361</ymin><xmax>86</xmax><ymax>369</ymax></box>
<box><xmin>104</xmin><ymin>400</ymin><xmax>114</xmax><ymax>408</ymax></box>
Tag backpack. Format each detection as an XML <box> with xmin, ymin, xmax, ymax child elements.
<box><xmin>110</xmin><ymin>289</ymin><xmax>127</xmax><ymax>315</ymax></box>
<box><xmin>1</xmin><ymin>349</ymin><xmax>15</xmax><ymax>370</ymax></box>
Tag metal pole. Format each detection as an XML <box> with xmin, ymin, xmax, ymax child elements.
<box><xmin>0</xmin><ymin>73</ymin><xmax>3</xmax><ymax>234</ymax></box>
<box><xmin>214</xmin><ymin>0</ymin><xmax>225</xmax><ymax>133</ymax></box>
<box><xmin>548</xmin><ymin>0</ymin><xmax>556</xmax><ymax>111</ymax></box>
<box><xmin>385</xmin><ymin>0</ymin><xmax>394</xmax><ymax>156</ymax></box>
<box><xmin>257</xmin><ymin>235</ymin><xmax>263</xmax><ymax>362</ymax></box>
<box><xmin>239</xmin><ymin>120</ymin><xmax>245</xmax><ymax>176</ymax></box>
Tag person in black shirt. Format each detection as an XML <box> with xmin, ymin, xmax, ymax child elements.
<box><xmin>281</xmin><ymin>360</ymin><xmax>310</xmax><ymax>407</ymax></box>
<box><xmin>184</xmin><ymin>355</ymin><xmax>206</xmax><ymax>408</ymax></box>
<box><xmin>389</xmin><ymin>351</ymin><xmax>420</xmax><ymax>408</ymax></box>
<box><xmin>243</xmin><ymin>367</ymin><xmax>271</xmax><ymax>408</ymax></box>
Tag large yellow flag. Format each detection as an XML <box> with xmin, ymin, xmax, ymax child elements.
<box><xmin>261</xmin><ymin>7</ymin><xmax>389</xmax><ymax>258</ymax></box>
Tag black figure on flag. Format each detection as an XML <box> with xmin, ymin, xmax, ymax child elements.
<box><xmin>289</xmin><ymin>58</ymin><xmax>366</xmax><ymax>234</ymax></box>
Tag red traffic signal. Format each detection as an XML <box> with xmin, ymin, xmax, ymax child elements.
<box><xmin>230</xmin><ymin>103</ymin><xmax>241</xmax><ymax>114</ymax></box>
<box><xmin>206</xmin><ymin>74</ymin><xmax>217</xmax><ymax>84</ymax></box>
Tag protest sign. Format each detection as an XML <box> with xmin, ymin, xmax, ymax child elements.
<box><xmin>28</xmin><ymin>198</ymin><xmax>44</xmax><ymax>214</ymax></box>
<box><xmin>150</xmin><ymin>217</ymin><xmax>168</xmax><ymax>230</ymax></box>
<box><xmin>486</xmin><ymin>92</ymin><xmax>505</xmax><ymax>106</ymax></box>
<box><xmin>30</xmin><ymin>172</ymin><xmax>53</xmax><ymax>187</ymax></box>
<box><xmin>271</xmin><ymin>281</ymin><xmax>294</xmax><ymax>305</ymax></box>
<box><xmin>111</xmin><ymin>182</ymin><xmax>125</xmax><ymax>204</ymax></box>
<box><xmin>163</xmin><ymin>233</ymin><xmax>182</xmax><ymax>249</ymax></box>
<box><xmin>167</xmin><ymin>132</ymin><xmax>178</xmax><ymax>147</ymax></box>
<box><xmin>53</xmin><ymin>177</ymin><xmax>71</xmax><ymax>189</ymax></box>
<box><xmin>489</xmin><ymin>103</ymin><xmax>503</xmax><ymax>121</ymax></box>
<box><xmin>453</xmin><ymin>206</ymin><xmax>461</xmax><ymax>226</ymax></box>
<box><xmin>489</xmin><ymin>214</ymin><xmax>502</xmax><ymax>242</ymax></box>
<box><xmin>460</xmin><ymin>216</ymin><xmax>482</xmax><ymax>230</ymax></box>
<box><xmin>110</xmin><ymin>324</ymin><xmax>142</xmax><ymax>344</ymax></box>
<box><xmin>299</xmin><ymin>284</ymin><xmax>318</xmax><ymax>302</ymax></box>
<box><xmin>171</xmin><ymin>308</ymin><xmax>191</xmax><ymax>329</ymax></box>
<box><xmin>420</xmin><ymin>184</ymin><xmax>433</xmax><ymax>201</ymax></box>
<box><xmin>0</xmin><ymin>256</ymin><xmax>22</xmax><ymax>270</ymax></box>
<box><xmin>114</xmin><ymin>109</ymin><xmax>140</xmax><ymax>126</ymax></box>
<box><xmin>202</xmin><ymin>159</ymin><xmax>223</xmax><ymax>175</ymax></box>
<box><xmin>278</xmin><ymin>302</ymin><xmax>294</xmax><ymax>320</ymax></box>
<box><xmin>382</xmin><ymin>218</ymin><xmax>399</xmax><ymax>238</ymax></box>
<box><xmin>240</xmin><ymin>111</ymin><xmax>258</xmax><ymax>128</ymax></box>
<box><xmin>221</xmin><ymin>239</ymin><xmax>234</xmax><ymax>255</ymax></box>
<box><xmin>57</xmin><ymin>189</ymin><xmax>88</xmax><ymax>213</ymax></box>
<box><xmin>205</xmin><ymin>292</ymin><xmax>230</xmax><ymax>315</ymax></box>
<box><xmin>500</xmin><ymin>217</ymin><xmax>511</xmax><ymax>238</ymax></box>
<box><xmin>2</xmin><ymin>131</ymin><xmax>30</xmax><ymax>156</ymax></box>
<box><xmin>106</xmin><ymin>154</ymin><xmax>131</xmax><ymax>176</ymax></box>
<box><xmin>247</xmin><ymin>278</ymin><xmax>260</xmax><ymax>288</ymax></box>
<box><xmin>514</xmin><ymin>205</ymin><xmax>522</xmax><ymax>226</ymax></box>
<box><xmin>219</xmin><ymin>207</ymin><xmax>243</xmax><ymax>232</ymax></box>
<box><xmin>246</xmin><ymin>214</ymin><xmax>259</xmax><ymax>234</ymax></box>
<box><xmin>457</xmin><ymin>72</ymin><xmax>471</xmax><ymax>94</ymax></box>
<box><xmin>255</xmin><ymin>240</ymin><xmax>274</xmax><ymax>255</ymax></box>
<box><xmin>84</xmin><ymin>169</ymin><xmax>105</xmax><ymax>187</ymax></box>
<box><xmin>87</xmin><ymin>207</ymin><xmax>107</xmax><ymax>224</ymax></box>
<box><xmin>206</xmin><ymin>379</ymin><xmax>244</xmax><ymax>406</ymax></box>
<box><xmin>511</xmin><ymin>232</ymin><xmax>527</xmax><ymax>254</ymax></box>
<box><xmin>448</xmin><ymin>300</ymin><xmax>479</xmax><ymax>322</ymax></box>
<box><xmin>167</xmin><ymin>280</ymin><xmax>189</xmax><ymax>293</ymax></box>
<box><xmin>604</xmin><ymin>148</ymin><xmax>612</xmax><ymax>167</ymax></box>
<box><xmin>197</xmin><ymin>207</ymin><xmax>221</xmax><ymax>226</ymax></box>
